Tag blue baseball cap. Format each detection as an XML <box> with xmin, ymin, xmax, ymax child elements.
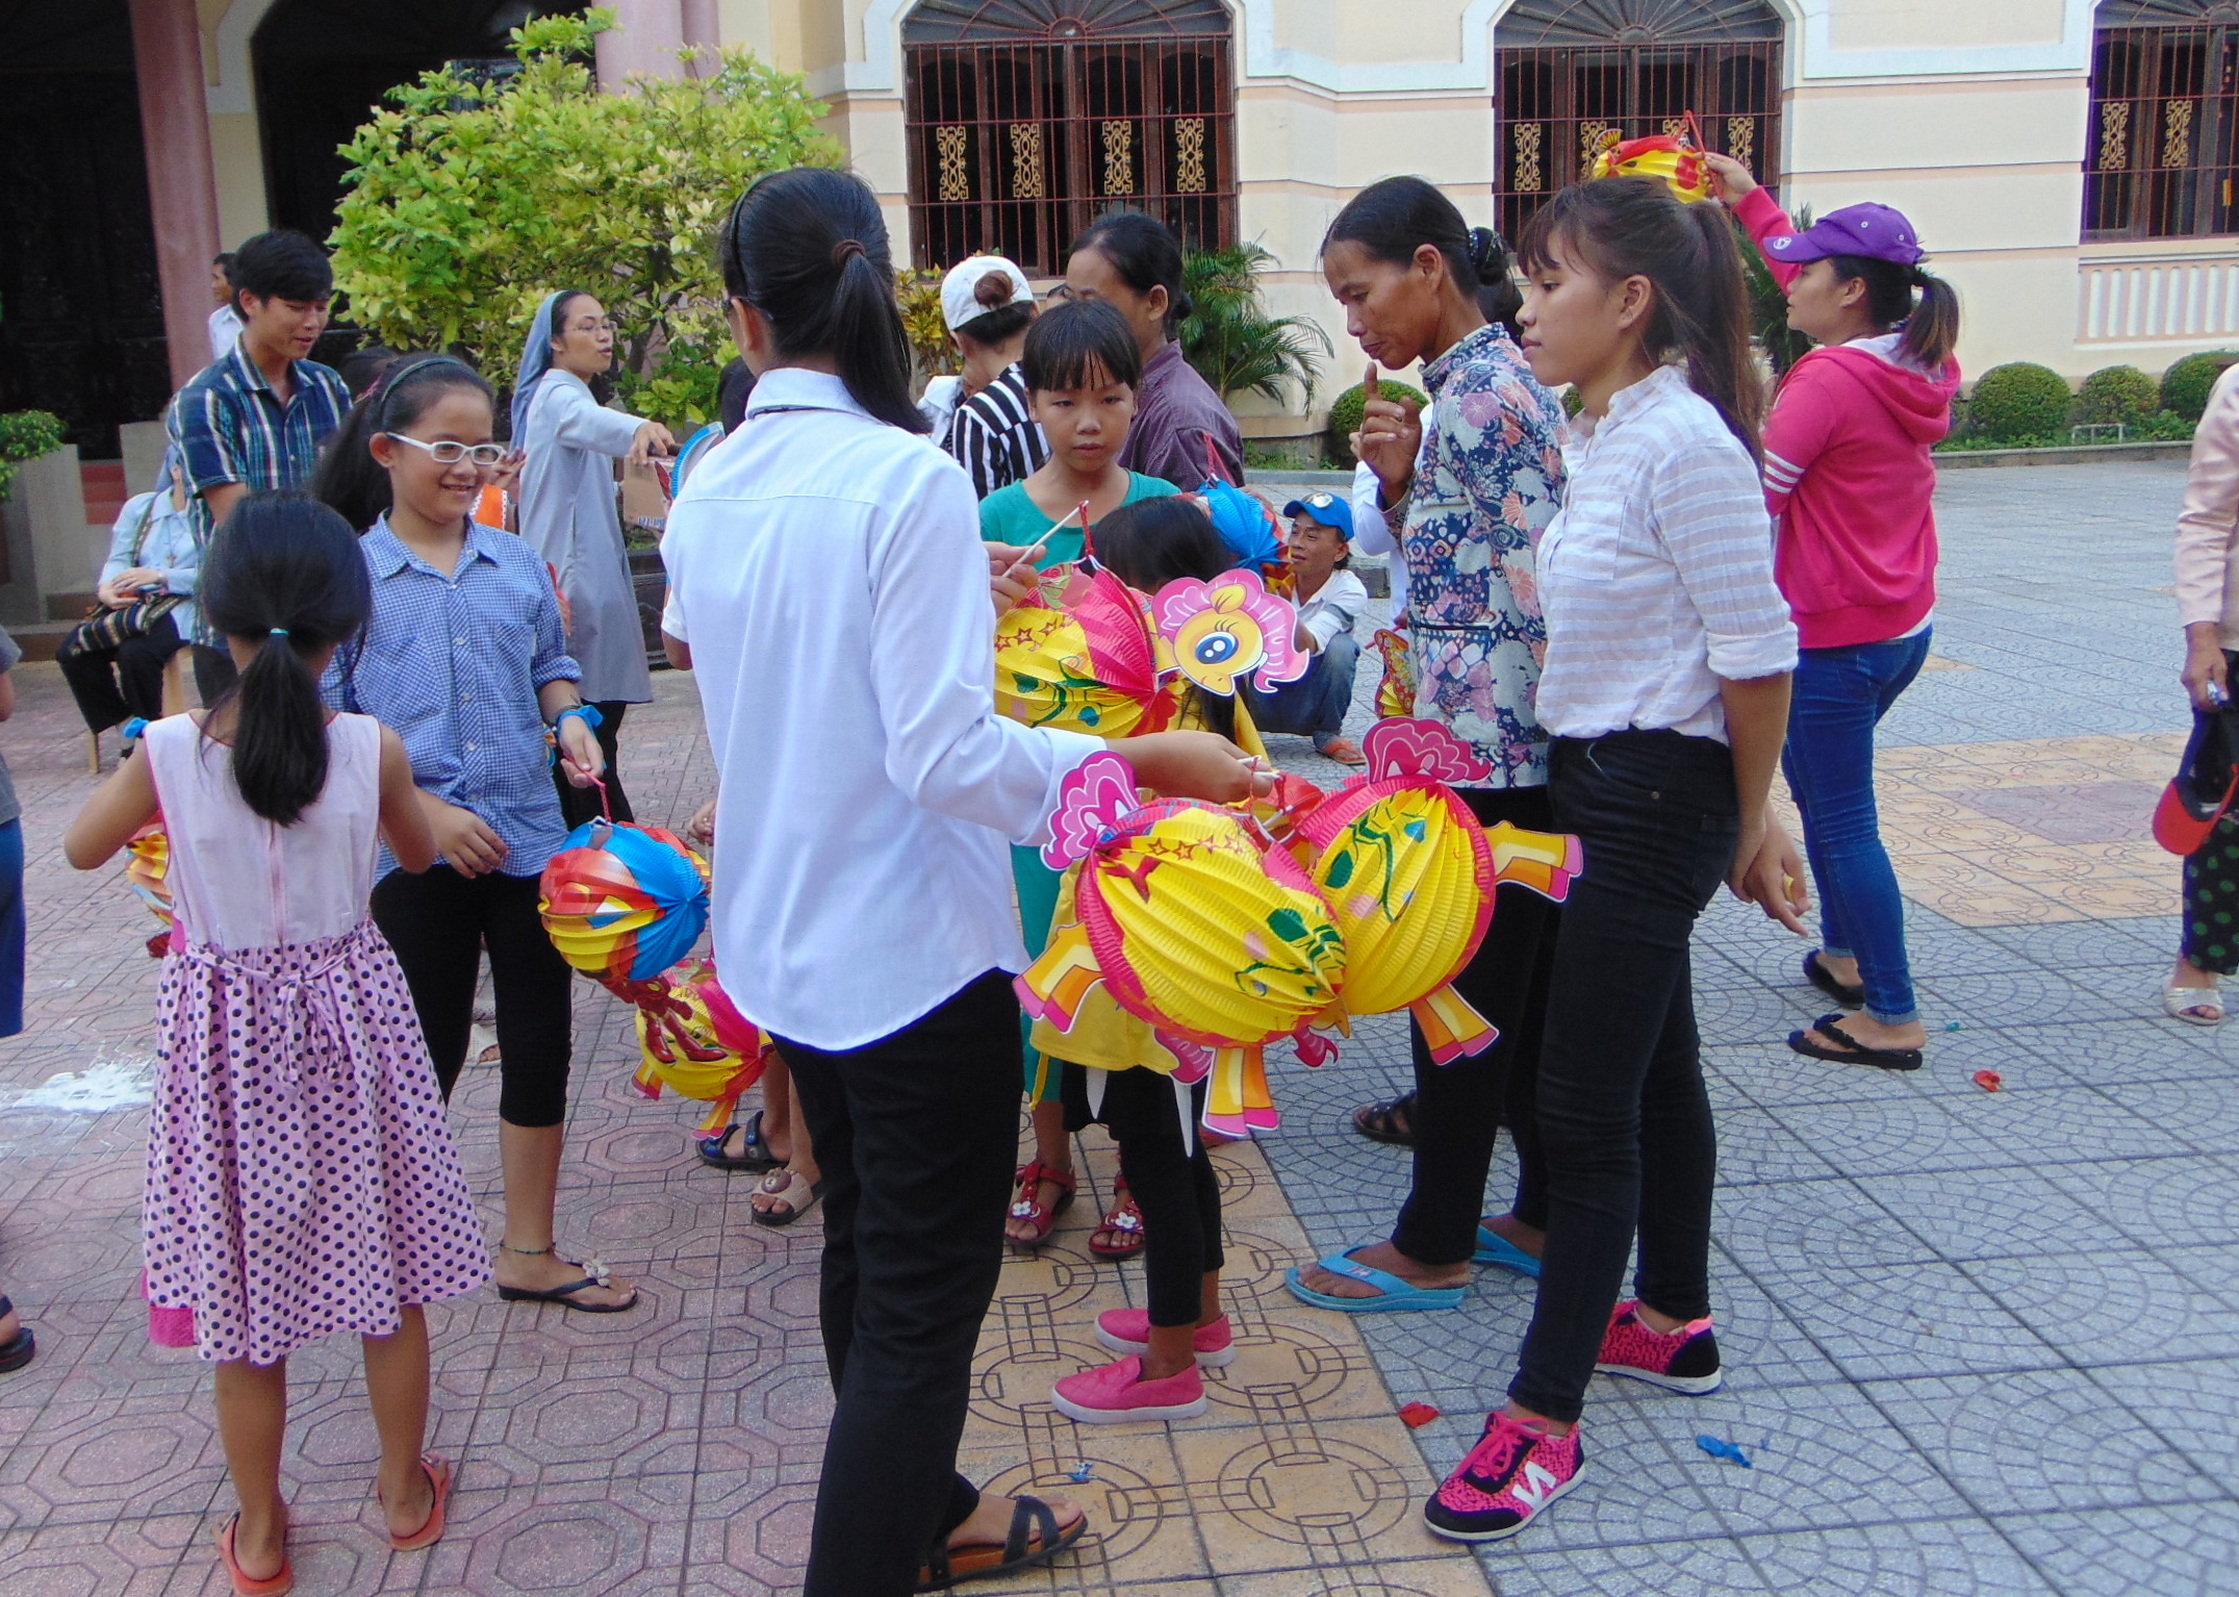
<box><xmin>1282</xmin><ymin>490</ymin><xmax>1355</xmax><ymax>541</ymax></box>
<box><xmin>1763</xmin><ymin>202</ymin><xmax>1923</xmax><ymax>268</ymax></box>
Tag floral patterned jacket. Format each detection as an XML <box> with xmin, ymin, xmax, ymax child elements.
<box><xmin>1385</xmin><ymin>321</ymin><xmax>1568</xmax><ymax>787</ymax></box>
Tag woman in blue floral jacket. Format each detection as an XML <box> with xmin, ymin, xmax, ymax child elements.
<box><xmin>1287</xmin><ymin>176</ymin><xmax>1571</xmax><ymax>1313</ymax></box>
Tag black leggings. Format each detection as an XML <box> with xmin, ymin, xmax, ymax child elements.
<box><xmin>1391</xmin><ymin>785</ymin><xmax>1560</xmax><ymax>1266</ymax></box>
<box><xmin>1067</xmin><ymin>1063</ymin><xmax>1223</xmax><ymax>1328</ymax></box>
<box><xmin>370</xmin><ymin>865</ymin><xmax>574</xmax><ymax>1128</ymax></box>
<box><xmin>56</xmin><ymin>612</ymin><xmax>186</xmax><ymax>731</ymax></box>
<box><xmin>555</xmin><ymin>701</ymin><xmax>634</xmax><ymax>829</ymax></box>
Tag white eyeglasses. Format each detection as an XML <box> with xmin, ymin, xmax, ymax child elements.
<box><xmin>385</xmin><ymin>434</ymin><xmax>508</xmax><ymax>468</ymax></box>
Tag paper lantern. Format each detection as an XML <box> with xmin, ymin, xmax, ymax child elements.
<box><xmin>610</xmin><ymin>957</ymin><xmax>773</xmax><ymax>1132</ymax></box>
<box><xmin>538</xmin><ymin>821</ymin><xmax>710</xmax><ymax>983</ymax></box>
<box><xmin>995</xmin><ymin>567</ymin><xmax>1176</xmax><ymax>737</ymax></box>
<box><xmin>1590</xmin><ymin>112</ymin><xmax>1713</xmax><ymax>203</ymax></box>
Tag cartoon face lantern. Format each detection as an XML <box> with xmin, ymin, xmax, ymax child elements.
<box><xmin>538</xmin><ymin>820</ymin><xmax>711</xmax><ymax>985</ymax></box>
<box><xmin>1017</xmin><ymin>751</ymin><xmax>1346</xmax><ymax>1137</ymax></box>
<box><xmin>1293</xmin><ymin>719</ymin><xmax>1584</xmax><ymax>1063</ymax></box>
<box><xmin>617</xmin><ymin>957</ymin><xmax>774</xmax><ymax>1133</ymax></box>
<box><xmin>1152</xmin><ymin>569</ymin><xmax>1309</xmax><ymax>699</ymax></box>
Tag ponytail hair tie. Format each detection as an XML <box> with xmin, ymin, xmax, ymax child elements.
<box><xmin>1466</xmin><ymin>226</ymin><xmax>1509</xmax><ymax>279</ymax></box>
<box><xmin>270</xmin><ymin>628</ymin><xmax>290</xmax><ymax>639</ymax></box>
<box><xmin>831</xmin><ymin>238</ymin><xmax>867</xmax><ymax>267</ymax></box>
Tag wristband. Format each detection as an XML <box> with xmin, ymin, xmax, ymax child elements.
<box><xmin>552</xmin><ymin>704</ymin><xmax>603</xmax><ymax>736</ymax></box>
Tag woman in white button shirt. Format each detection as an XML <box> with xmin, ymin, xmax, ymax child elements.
<box><xmin>1419</xmin><ymin>176</ymin><xmax>1809</xmax><ymax>1545</ymax></box>
<box><xmin>513</xmin><ymin>289</ymin><xmax>676</xmax><ymax>828</ymax></box>
<box><xmin>660</xmin><ymin>167</ymin><xmax>1267</xmax><ymax>1597</ymax></box>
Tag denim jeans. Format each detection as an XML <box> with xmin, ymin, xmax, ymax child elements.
<box><xmin>1781</xmin><ymin>630</ymin><xmax>1932</xmax><ymax>1026</ymax></box>
<box><xmin>1244</xmin><ymin>629</ymin><xmax>1360</xmax><ymax>740</ymax></box>
<box><xmin>1508</xmin><ymin>732</ymin><xmax>1736</xmax><ymax>1426</ymax></box>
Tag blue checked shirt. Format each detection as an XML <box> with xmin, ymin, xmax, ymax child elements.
<box><xmin>167</xmin><ymin>345</ymin><xmax>352</xmax><ymax>645</ymax></box>
<box><xmin>324</xmin><ymin>518</ymin><xmax>582</xmax><ymax>880</ymax></box>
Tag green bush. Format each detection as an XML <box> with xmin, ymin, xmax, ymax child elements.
<box><xmin>1966</xmin><ymin>363</ymin><xmax>2073</xmax><ymax>442</ymax></box>
<box><xmin>2161</xmin><ymin>350</ymin><xmax>2239</xmax><ymax>423</ymax></box>
<box><xmin>2075</xmin><ymin>365</ymin><xmax>2160</xmax><ymax>426</ymax></box>
<box><xmin>0</xmin><ymin>410</ymin><xmax>64</xmax><ymax>503</ymax></box>
<box><xmin>1326</xmin><ymin>379</ymin><xmax>1428</xmax><ymax>446</ymax></box>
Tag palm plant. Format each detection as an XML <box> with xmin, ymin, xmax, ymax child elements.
<box><xmin>1737</xmin><ymin>205</ymin><xmax>1813</xmax><ymax>375</ymax></box>
<box><xmin>1179</xmin><ymin>242</ymin><xmax>1331</xmax><ymax>406</ymax></box>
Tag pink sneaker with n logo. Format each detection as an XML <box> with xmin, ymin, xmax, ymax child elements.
<box><xmin>1423</xmin><ymin>1411</ymin><xmax>1584</xmax><ymax>1542</ymax></box>
<box><xmin>1594</xmin><ymin>1299</ymin><xmax>1724</xmax><ymax>1394</ymax></box>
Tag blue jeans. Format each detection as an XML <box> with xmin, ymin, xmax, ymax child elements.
<box><xmin>0</xmin><ymin>818</ymin><xmax>19</xmax><ymax>1038</ymax></box>
<box><xmin>1781</xmin><ymin>630</ymin><xmax>1932</xmax><ymax>1027</ymax></box>
<box><xmin>1244</xmin><ymin>630</ymin><xmax>1360</xmax><ymax>741</ymax></box>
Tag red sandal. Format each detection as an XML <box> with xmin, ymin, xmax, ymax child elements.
<box><xmin>1006</xmin><ymin>1160</ymin><xmax>1076</xmax><ymax>1250</ymax></box>
<box><xmin>1088</xmin><ymin>1177</ymin><xmax>1147</xmax><ymax>1261</ymax></box>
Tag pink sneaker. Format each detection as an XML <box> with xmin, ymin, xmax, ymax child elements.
<box><xmin>1092</xmin><ymin>1309</ymin><xmax>1238</xmax><ymax>1368</ymax></box>
<box><xmin>1050</xmin><ymin>1354</ymin><xmax>1208</xmax><ymax>1424</ymax></box>
<box><xmin>1423</xmin><ymin>1410</ymin><xmax>1583</xmax><ymax>1542</ymax></box>
<box><xmin>1594</xmin><ymin>1299</ymin><xmax>1723</xmax><ymax>1394</ymax></box>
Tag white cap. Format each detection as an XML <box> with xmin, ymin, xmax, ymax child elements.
<box><xmin>940</xmin><ymin>255</ymin><xmax>1035</xmax><ymax>334</ymax></box>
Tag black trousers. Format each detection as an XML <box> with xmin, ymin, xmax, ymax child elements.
<box><xmin>774</xmin><ymin>971</ymin><xmax>1022</xmax><ymax>1597</ymax></box>
<box><xmin>1508</xmin><ymin>732</ymin><xmax>1737</xmax><ymax>1424</ymax></box>
<box><xmin>1391</xmin><ymin>785</ymin><xmax>1560</xmax><ymax>1266</ymax></box>
<box><xmin>1067</xmin><ymin>1064</ymin><xmax>1223</xmax><ymax>1328</ymax></box>
<box><xmin>370</xmin><ymin>865</ymin><xmax>574</xmax><ymax>1128</ymax></box>
<box><xmin>555</xmin><ymin>701</ymin><xmax>634</xmax><ymax>829</ymax></box>
<box><xmin>55</xmin><ymin>613</ymin><xmax>186</xmax><ymax>731</ymax></box>
<box><xmin>191</xmin><ymin>643</ymin><xmax>238</xmax><ymax>706</ymax></box>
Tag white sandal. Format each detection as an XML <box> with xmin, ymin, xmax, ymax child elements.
<box><xmin>2163</xmin><ymin>979</ymin><xmax>2224</xmax><ymax>1026</ymax></box>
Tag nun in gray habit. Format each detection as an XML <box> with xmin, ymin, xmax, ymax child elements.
<box><xmin>513</xmin><ymin>289</ymin><xmax>675</xmax><ymax>826</ymax></box>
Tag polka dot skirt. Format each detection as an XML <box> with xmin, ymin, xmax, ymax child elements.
<box><xmin>143</xmin><ymin>920</ymin><xmax>491</xmax><ymax>1366</ymax></box>
<box><xmin>2183</xmin><ymin>813</ymin><xmax>2239</xmax><ymax>977</ymax></box>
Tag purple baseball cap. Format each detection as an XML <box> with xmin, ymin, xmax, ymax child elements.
<box><xmin>1763</xmin><ymin>202</ymin><xmax>1923</xmax><ymax>267</ymax></box>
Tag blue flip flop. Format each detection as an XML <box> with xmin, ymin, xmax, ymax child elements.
<box><xmin>1285</xmin><ymin>1250</ymin><xmax>1466</xmax><ymax>1312</ymax></box>
<box><xmin>1472</xmin><ymin>1226</ymin><xmax>1543</xmax><ymax>1279</ymax></box>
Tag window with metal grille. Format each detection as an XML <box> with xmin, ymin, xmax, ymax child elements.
<box><xmin>1492</xmin><ymin>0</ymin><xmax>1784</xmax><ymax>244</ymax></box>
<box><xmin>902</xmin><ymin>0</ymin><xmax>1235</xmax><ymax>277</ymax></box>
<box><xmin>2085</xmin><ymin>2</ymin><xmax>2239</xmax><ymax>240</ymax></box>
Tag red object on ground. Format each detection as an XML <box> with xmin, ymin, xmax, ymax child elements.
<box><xmin>1972</xmin><ymin>1069</ymin><xmax>2002</xmax><ymax>1092</ymax></box>
<box><xmin>1398</xmin><ymin>1402</ymin><xmax>1441</xmax><ymax>1428</ymax></box>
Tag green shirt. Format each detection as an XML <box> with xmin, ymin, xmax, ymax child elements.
<box><xmin>977</xmin><ymin>472</ymin><xmax>1178</xmax><ymax>569</ymax></box>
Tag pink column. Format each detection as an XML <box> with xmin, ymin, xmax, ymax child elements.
<box><xmin>128</xmin><ymin>0</ymin><xmax>223</xmax><ymax>391</ymax></box>
<box><xmin>597</xmin><ymin>0</ymin><xmax>688</xmax><ymax>88</ymax></box>
<box><xmin>680</xmin><ymin>0</ymin><xmax>721</xmax><ymax>78</ymax></box>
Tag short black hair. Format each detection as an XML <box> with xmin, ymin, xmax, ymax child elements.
<box><xmin>1021</xmin><ymin>298</ymin><xmax>1141</xmax><ymax>394</ymax></box>
<box><xmin>229</xmin><ymin>230</ymin><xmax>334</xmax><ymax>306</ymax></box>
<box><xmin>717</xmin><ymin>358</ymin><xmax>755</xmax><ymax>434</ymax></box>
<box><xmin>213</xmin><ymin>251</ymin><xmax>235</xmax><ymax>275</ymax></box>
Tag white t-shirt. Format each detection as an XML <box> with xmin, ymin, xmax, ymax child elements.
<box><xmin>661</xmin><ymin>369</ymin><xmax>1101</xmax><ymax>1049</ymax></box>
<box><xmin>207</xmin><ymin>305</ymin><xmax>243</xmax><ymax>364</ymax></box>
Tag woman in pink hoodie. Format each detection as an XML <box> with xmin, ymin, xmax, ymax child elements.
<box><xmin>1710</xmin><ymin>154</ymin><xmax>1962</xmax><ymax>1070</ymax></box>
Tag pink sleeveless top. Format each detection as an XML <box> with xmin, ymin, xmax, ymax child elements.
<box><xmin>142</xmin><ymin>713</ymin><xmax>382</xmax><ymax>951</ymax></box>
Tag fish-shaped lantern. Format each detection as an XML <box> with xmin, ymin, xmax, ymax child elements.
<box><xmin>1292</xmin><ymin>718</ymin><xmax>1582</xmax><ymax>1062</ymax></box>
<box><xmin>1016</xmin><ymin>751</ymin><xmax>1346</xmax><ymax>1138</ymax></box>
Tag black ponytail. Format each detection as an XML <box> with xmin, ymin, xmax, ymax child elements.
<box><xmin>198</xmin><ymin>492</ymin><xmax>372</xmax><ymax>827</ymax></box>
<box><xmin>1520</xmin><ymin>177</ymin><xmax>1765</xmax><ymax>458</ymax></box>
<box><xmin>1071</xmin><ymin>211</ymin><xmax>1193</xmax><ymax>339</ymax></box>
<box><xmin>1825</xmin><ymin>254</ymin><xmax>1961</xmax><ymax>372</ymax></box>
<box><xmin>310</xmin><ymin>353</ymin><xmax>495</xmax><ymax>531</ymax></box>
<box><xmin>720</xmin><ymin>168</ymin><xmax>927</xmax><ymax>434</ymax></box>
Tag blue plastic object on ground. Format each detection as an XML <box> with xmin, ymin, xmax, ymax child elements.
<box><xmin>1697</xmin><ymin>1434</ymin><xmax>1752</xmax><ymax>1467</ymax></box>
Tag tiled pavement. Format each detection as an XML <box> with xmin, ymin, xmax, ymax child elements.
<box><xmin>1</xmin><ymin>459</ymin><xmax>2234</xmax><ymax>1595</ymax></box>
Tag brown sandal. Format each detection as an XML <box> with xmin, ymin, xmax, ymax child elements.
<box><xmin>1006</xmin><ymin>1160</ymin><xmax>1076</xmax><ymax>1249</ymax></box>
<box><xmin>1088</xmin><ymin>1177</ymin><xmax>1146</xmax><ymax>1261</ymax></box>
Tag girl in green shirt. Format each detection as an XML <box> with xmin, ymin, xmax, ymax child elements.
<box><xmin>978</xmin><ymin>300</ymin><xmax>1176</xmax><ymax>570</ymax></box>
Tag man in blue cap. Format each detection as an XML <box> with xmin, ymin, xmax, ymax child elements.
<box><xmin>1245</xmin><ymin>490</ymin><xmax>1370</xmax><ymax>765</ymax></box>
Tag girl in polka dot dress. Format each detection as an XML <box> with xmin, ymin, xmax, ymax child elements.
<box><xmin>66</xmin><ymin>493</ymin><xmax>490</xmax><ymax>1595</ymax></box>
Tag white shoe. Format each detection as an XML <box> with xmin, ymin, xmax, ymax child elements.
<box><xmin>2163</xmin><ymin>978</ymin><xmax>2223</xmax><ymax>1025</ymax></box>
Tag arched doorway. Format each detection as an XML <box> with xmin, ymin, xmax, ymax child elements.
<box><xmin>1494</xmin><ymin>0</ymin><xmax>1785</xmax><ymax>241</ymax></box>
<box><xmin>253</xmin><ymin>0</ymin><xmax>580</xmax><ymax>243</ymax></box>
<box><xmin>2086</xmin><ymin>0</ymin><xmax>2239</xmax><ymax>239</ymax></box>
<box><xmin>902</xmin><ymin>0</ymin><xmax>1236</xmax><ymax>276</ymax></box>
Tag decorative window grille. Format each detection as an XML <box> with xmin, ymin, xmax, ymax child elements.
<box><xmin>903</xmin><ymin>0</ymin><xmax>1236</xmax><ymax>276</ymax></box>
<box><xmin>1493</xmin><ymin>0</ymin><xmax>1785</xmax><ymax>243</ymax></box>
<box><xmin>2086</xmin><ymin>2</ymin><xmax>2239</xmax><ymax>240</ymax></box>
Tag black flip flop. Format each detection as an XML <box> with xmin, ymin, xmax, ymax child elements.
<box><xmin>1788</xmin><ymin>1013</ymin><xmax>1923</xmax><ymax>1072</ymax></box>
<box><xmin>915</xmin><ymin>1495</ymin><xmax>1087</xmax><ymax>1592</ymax></box>
<box><xmin>696</xmin><ymin>1107</ymin><xmax>780</xmax><ymax>1173</ymax></box>
<box><xmin>1352</xmin><ymin>1092</ymin><xmax>1417</xmax><ymax>1147</ymax></box>
<box><xmin>0</xmin><ymin>1296</ymin><xmax>33</xmax><ymax>1373</ymax></box>
<box><xmin>496</xmin><ymin>1263</ymin><xmax>641</xmax><ymax>1313</ymax></box>
<box><xmin>1803</xmin><ymin>952</ymin><xmax>1866</xmax><ymax>1009</ymax></box>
